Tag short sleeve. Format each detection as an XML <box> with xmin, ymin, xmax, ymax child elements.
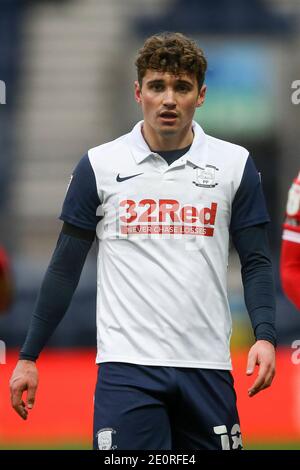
<box><xmin>230</xmin><ymin>155</ymin><xmax>270</xmax><ymax>233</ymax></box>
<box><xmin>59</xmin><ymin>154</ymin><xmax>102</xmax><ymax>231</ymax></box>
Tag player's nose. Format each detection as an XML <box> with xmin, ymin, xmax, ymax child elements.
<box><xmin>162</xmin><ymin>88</ymin><xmax>176</xmax><ymax>107</ymax></box>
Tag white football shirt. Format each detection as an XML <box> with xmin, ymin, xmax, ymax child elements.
<box><xmin>60</xmin><ymin>121</ymin><xmax>269</xmax><ymax>369</ymax></box>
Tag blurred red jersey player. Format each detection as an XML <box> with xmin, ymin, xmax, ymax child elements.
<box><xmin>0</xmin><ymin>246</ymin><xmax>13</xmax><ymax>313</ymax></box>
<box><xmin>280</xmin><ymin>172</ymin><xmax>300</xmax><ymax>309</ymax></box>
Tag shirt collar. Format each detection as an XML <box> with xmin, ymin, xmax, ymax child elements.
<box><xmin>127</xmin><ymin>120</ymin><xmax>208</xmax><ymax>167</ymax></box>
<box><xmin>127</xmin><ymin>121</ymin><xmax>153</xmax><ymax>164</ymax></box>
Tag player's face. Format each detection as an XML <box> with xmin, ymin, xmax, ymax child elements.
<box><xmin>135</xmin><ymin>70</ymin><xmax>206</xmax><ymax>146</ymax></box>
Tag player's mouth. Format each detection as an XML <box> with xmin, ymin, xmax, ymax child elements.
<box><xmin>158</xmin><ymin>111</ymin><xmax>178</xmax><ymax>124</ymax></box>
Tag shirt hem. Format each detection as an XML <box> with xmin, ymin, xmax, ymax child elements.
<box><xmin>230</xmin><ymin>217</ymin><xmax>270</xmax><ymax>233</ymax></box>
<box><xmin>95</xmin><ymin>354</ymin><xmax>232</xmax><ymax>370</ymax></box>
<box><xmin>59</xmin><ymin>214</ymin><xmax>96</xmax><ymax>232</ymax></box>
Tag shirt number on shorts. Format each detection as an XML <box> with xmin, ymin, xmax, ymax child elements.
<box><xmin>213</xmin><ymin>424</ymin><xmax>243</xmax><ymax>450</ymax></box>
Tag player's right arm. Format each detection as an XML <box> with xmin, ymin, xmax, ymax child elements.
<box><xmin>10</xmin><ymin>223</ymin><xmax>95</xmax><ymax>419</ymax></box>
<box><xmin>10</xmin><ymin>154</ymin><xmax>102</xmax><ymax>419</ymax></box>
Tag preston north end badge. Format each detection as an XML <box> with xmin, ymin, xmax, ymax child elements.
<box><xmin>193</xmin><ymin>164</ymin><xmax>219</xmax><ymax>188</ymax></box>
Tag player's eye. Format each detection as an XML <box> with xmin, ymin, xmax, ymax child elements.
<box><xmin>176</xmin><ymin>84</ymin><xmax>191</xmax><ymax>93</ymax></box>
<box><xmin>149</xmin><ymin>83</ymin><xmax>164</xmax><ymax>91</ymax></box>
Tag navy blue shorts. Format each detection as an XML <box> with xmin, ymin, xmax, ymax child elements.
<box><xmin>93</xmin><ymin>362</ymin><xmax>242</xmax><ymax>450</ymax></box>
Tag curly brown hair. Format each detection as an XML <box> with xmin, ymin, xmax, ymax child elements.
<box><xmin>135</xmin><ymin>32</ymin><xmax>207</xmax><ymax>90</ymax></box>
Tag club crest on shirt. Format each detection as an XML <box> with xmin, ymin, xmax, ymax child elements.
<box><xmin>193</xmin><ymin>164</ymin><xmax>219</xmax><ymax>188</ymax></box>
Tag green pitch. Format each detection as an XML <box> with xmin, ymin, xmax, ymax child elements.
<box><xmin>0</xmin><ymin>441</ymin><xmax>299</xmax><ymax>450</ymax></box>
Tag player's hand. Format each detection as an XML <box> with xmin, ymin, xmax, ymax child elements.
<box><xmin>9</xmin><ymin>360</ymin><xmax>39</xmax><ymax>420</ymax></box>
<box><xmin>246</xmin><ymin>340</ymin><xmax>275</xmax><ymax>397</ymax></box>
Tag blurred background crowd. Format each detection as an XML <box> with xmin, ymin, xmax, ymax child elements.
<box><xmin>0</xmin><ymin>0</ymin><xmax>300</xmax><ymax>449</ymax></box>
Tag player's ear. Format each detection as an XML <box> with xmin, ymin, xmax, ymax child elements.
<box><xmin>196</xmin><ymin>84</ymin><xmax>207</xmax><ymax>107</ymax></box>
<box><xmin>135</xmin><ymin>81</ymin><xmax>142</xmax><ymax>105</ymax></box>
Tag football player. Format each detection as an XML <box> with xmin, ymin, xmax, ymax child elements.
<box><xmin>10</xmin><ymin>32</ymin><xmax>276</xmax><ymax>450</ymax></box>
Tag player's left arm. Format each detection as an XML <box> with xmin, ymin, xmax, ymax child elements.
<box><xmin>232</xmin><ymin>224</ymin><xmax>276</xmax><ymax>397</ymax></box>
<box><xmin>230</xmin><ymin>155</ymin><xmax>276</xmax><ymax>397</ymax></box>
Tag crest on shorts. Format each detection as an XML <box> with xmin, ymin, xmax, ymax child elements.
<box><xmin>97</xmin><ymin>428</ymin><xmax>117</xmax><ymax>450</ymax></box>
<box><xmin>193</xmin><ymin>164</ymin><xmax>219</xmax><ymax>188</ymax></box>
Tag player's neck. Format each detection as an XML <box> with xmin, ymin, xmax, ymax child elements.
<box><xmin>141</xmin><ymin>123</ymin><xmax>194</xmax><ymax>152</ymax></box>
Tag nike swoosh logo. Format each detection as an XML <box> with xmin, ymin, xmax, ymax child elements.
<box><xmin>116</xmin><ymin>172</ymin><xmax>143</xmax><ymax>182</ymax></box>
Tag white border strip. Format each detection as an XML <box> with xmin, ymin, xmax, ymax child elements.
<box><xmin>283</xmin><ymin>229</ymin><xmax>300</xmax><ymax>244</ymax></box>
